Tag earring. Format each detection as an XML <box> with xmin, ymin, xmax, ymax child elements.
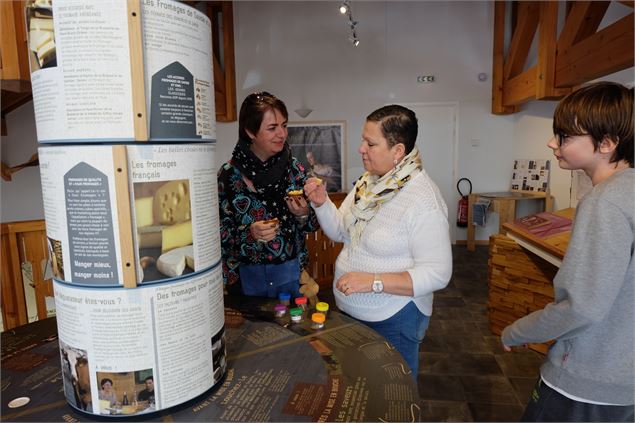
<box><xmin>393</xmin><ymin>159</ymin><xmax>398</xmax><ymax>165</ymax></box>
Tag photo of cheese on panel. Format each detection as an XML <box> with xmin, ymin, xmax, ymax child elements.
<box><xmin>26</xmin><ymin>0</ymin><xmax>56</xmax><ymax>71</ymax></box>
<box><xmin>47</xmin><ymin>237</ymin><xmax>65</xmax><ymax>280</ymax></box>
<box><xmin>133</xmin><ymin>180</ymin><xmax>194</xmax><ymax>281</ymax></box>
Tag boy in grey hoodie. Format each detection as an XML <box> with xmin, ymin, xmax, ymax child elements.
<box><xmin>502</xmin><ymin>82</ymin><xmax>634</xmax><ymax>422</ymax></box>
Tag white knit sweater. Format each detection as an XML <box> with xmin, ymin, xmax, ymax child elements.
<box><xmin>313</xmin><ymin>171</ymin><xmax>453</xmax><ymax>322</ymax></box>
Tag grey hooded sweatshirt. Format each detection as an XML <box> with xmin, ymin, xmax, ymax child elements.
<box><xmin>502</xmin><ymin>169</ymin><xmax>635</xmax><ymax>405</ymax></box>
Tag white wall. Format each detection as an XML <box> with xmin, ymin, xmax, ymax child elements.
<box><xmin>1</xmin><ymin>101</ymin><xmax>42</xmax><ymax>222</ymax></box>
<box><xmin>222</xmin><ymin>1</ymin><xmax>516</xmax><ymax>242</ymax></box>
<box><xmin>2</xmin><ymin>1</ymin><xmax>633</xmax><ymax>243</ymax></box>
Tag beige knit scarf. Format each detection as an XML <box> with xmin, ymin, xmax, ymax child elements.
<box><xmin>344</xmin><ymin>147</ymin><xmax>422</xmax><ymax>246</ymax></box>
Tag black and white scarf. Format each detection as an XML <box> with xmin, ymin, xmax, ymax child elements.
<box><xmin>231</xmin><ymin>136</ymin><xmax>292</xmax><ymax>202</ymax></box>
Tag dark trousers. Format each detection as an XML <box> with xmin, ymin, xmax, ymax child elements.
<box><xmin>521</xmin><ymin>378</ymin><xmax>635</xmax><ymax>422</ymax></box>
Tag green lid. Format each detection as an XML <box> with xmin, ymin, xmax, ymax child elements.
<box><xmin>289</xmin><ymin>307</ymin><xmax>303</xmax><ymax>316</ymax></box>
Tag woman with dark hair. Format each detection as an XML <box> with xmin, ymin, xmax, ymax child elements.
<box><xmin>218</xmin><ymin>92</ymin><xmax>319</xmax><ymax>297</ymax></box>
<box><xmin>98</xmin><ymin>378</ymin><xmax>118</xmax><ymax>407</ymax></box>
<box><xmin>304</xmin><ymin>104</ymin><xmax>452</xmax><ymax>376</ymax></box>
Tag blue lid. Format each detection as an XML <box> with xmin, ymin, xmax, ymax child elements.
<box><xmin>278</xmin><ymin>292</ymin><xmax>291</xmax><ymax>300</ymax></box>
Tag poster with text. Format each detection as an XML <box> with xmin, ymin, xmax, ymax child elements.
<box><xmin>53</xmin><ymin>265</ymin><xmax>225</xmax><ymax>415</ymax></box>
<box><xmin>27</xmin><ymin>0</ymin><xmax>215</xmax><ymax>142</ymax></box>
<box><xmin>39</xmin><ymin>144</ymin><xmax>220</xmax><ymax>286</ymax></box>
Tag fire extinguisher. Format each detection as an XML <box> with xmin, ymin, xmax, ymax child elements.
<box><xmin>456</xmin><ymin>178</ymin><xmax>472</xmax><ymax>227</ymax></box>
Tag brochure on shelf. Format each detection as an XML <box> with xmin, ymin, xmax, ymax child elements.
<box><xmin>53</xmin><ymin>265</ymin><xmax>226</xmax><ymax>415</ymax></box>
<box><xmin>38</xmin><ymin>143</ymin><xmax>220</xmax><ymax>287</ymax></box>
<box><xmin>26</xmin><ymin>0</ymin><xmax>215</xmax><ymax>142</ymax></box>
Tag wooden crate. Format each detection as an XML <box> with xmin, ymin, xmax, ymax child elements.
<box><xmin>488</xmin><ymin>234</ymin><xmax>557</xmax><ymax>354</ymax></box>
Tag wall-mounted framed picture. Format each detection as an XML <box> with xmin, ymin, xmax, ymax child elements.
<box><xmin>287</xmin><ymin>121</ymin><xmax>346</xmax><ymax>192</ymax></box>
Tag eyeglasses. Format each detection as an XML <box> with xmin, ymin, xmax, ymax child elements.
<box><xmin>251</xmin><ymin>91</ymin><xmax>276</xmax><ymax>102</ymax></box>
<box><xmin>555</xmin><ymin>132</ymin><xmax>588</xmax><ymax>146</ymax></box>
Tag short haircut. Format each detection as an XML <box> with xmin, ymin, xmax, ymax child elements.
<box><xmin>366</xmin><ymin>105</ymin><xmax>418</xmax><ymax>154</ymax></box>
<box><xmin>144</xmin><ymin>376</ymin><xmax>153</xmax><ymax>383</ymax></box>
<box><xmin>553</xmin><ymin>81</ymin><xmax>633</xmax><ymax>167</ymax></box>
<box><xmin>100</xmin><ymin>378</ymin><xmax>113</xmax><ymax>388</ymax></box>
<box><xmin>238</xmin><ymin>91</ymin><xmax>288</xmax><ymax>142</ymax></box>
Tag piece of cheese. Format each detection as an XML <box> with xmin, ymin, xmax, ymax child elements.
<box><xmin>185</xmin><ymin>253</ymin><xmax>195</xmax><ymax>269</ymax></box>
<box><xmin>154</xmin><ymin>180</ymin><xmax>191</xmax><ymax>225</ymax></box>
<box><xmin>37</xmin><ymin>39</ymin><xmax>55</xmax><ymax>66</ymax></box>
<box><xmin>29</xmin><ymin>30</ymin><xmax>53</xmax><ymax>53</ymax></box>
<box><xmin>156</xmin><ymin>245</ymin><xmax>194</xmax><ymax>277</ymax></box>
<box><xmin>138</xmin><ymin>231</ymin><xmax>162</xmax><ymax>249</ymax></box>
<box><xmin>137</xmin><ymin>225</ymin><xmax>163</xmax><ymax>248</ymax></box>
<box><xmin>34</xmin><ymin>0</ymin><xmax>53</xmax><ymax>8</ymax></box>
<box><xmin>30</xmin><ymin>17</ymin><xmax>54</xmax><ymax>32</ymax></box>
<box><xmin>161</xmin><ymin>221</ymin><xmax>192</xmax><ymax>253</ymax></box>
<box><xmin>134</xmin><ymin>196</ymin><xmax>154</xmax><ymax>228</ymax></box>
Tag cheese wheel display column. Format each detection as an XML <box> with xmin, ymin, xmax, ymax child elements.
<box><xmin>26</xmin><ymin>0</ymin><xmax>226</xmax><ymax>416</ymax></box>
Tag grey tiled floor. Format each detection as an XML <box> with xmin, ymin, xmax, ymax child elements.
<box><xmin>318</xmin><ymin>244</ymin><xmax>544</xmax><ymax>421</ymax></box>
<box><xmin>418</xmin><ymin>245</ymin><xmax>543</xmax><ymax>422</ymax></box>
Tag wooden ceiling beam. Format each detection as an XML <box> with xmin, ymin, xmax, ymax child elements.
<box><xmin>555</xmin><ymin>13</ymin><xmax>634</xmax><ymax>87</ymax></box>
<box><xmin>537</xmin><ymin>2</ymin><xmax>571</xmax><ymax>99</ymax></box>
<box><xmin>492</xmin><ymin>1</ymin><xmax>633</xmax><ymax>114</ymax></box>
<box><xmin>492</xmin><ymin>1</ymin><xmax>519</xmax><ymax>114</ymax></box>
<box><xmin>503</xmin><ymin>2</ymin><xmax>540</xmax><ymax>80</ymax></box>
<box><xmin>557</xmin><ymin>2</ymin><xmax>609</xmax><ymax>52</ymax></box>
<box><xmin>503</xmin><ymin>66</ymin><xmax>537</xmax><ymax>106</ymax></box>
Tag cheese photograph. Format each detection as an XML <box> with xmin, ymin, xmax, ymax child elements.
<box><xmin>26</xmin><ymin>0</ymin><xmax>56</xmax><ymax>71</ymax></box>
<box><xmin>133</xmin><ymin>180</ymin><xmax>195</xmax><ymax>281</ymax></box>
<box><xmin>38</xmin><ymin>144</ymin><xmax>221</xmax><ymax>287</ymax></box>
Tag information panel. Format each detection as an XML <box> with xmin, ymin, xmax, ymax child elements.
<box><xmin>53</xmin><ymin>265</ymin><xmax>225</xmax><ymax>415</ymax></box>
<box><xmin>39</xmin><ymin>144</ymin><xmax>221</xmax><ymax>286</ymax></box>
<box><xmin>27</xmin><ymin>0</ymin><xmax>215</xmax><ymax>142</ymax></box>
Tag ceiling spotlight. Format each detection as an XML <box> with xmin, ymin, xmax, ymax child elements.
<box><xmin>339</xmin><ymin>1</ymin><xmax>349</xmax><ymax>14</ymax></box>
<box><xmin>353</xmin><ymin>38</ymin><xmax>360</xmax><ymax>47</ymax></box>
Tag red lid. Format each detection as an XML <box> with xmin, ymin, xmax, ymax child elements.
<box><xmin>294</xmin><ymin>296</ymin><xmax>308</xmax><ymax>305</ymax></box>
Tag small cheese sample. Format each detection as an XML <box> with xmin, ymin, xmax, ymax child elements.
<box><xmin>287</xmin><ymin>189</ymin><xmax>304</xmax><ymax>197</ymax></box>
<box><xmin>161</xmin><ymin>221</ymin><xmax>192</xmax><ymax>253</ymax></box>
<box><xmin>157</xmin><ymin>245</ymin><xmax>194</xmax><ymax>277</ymax></box>
<box><xmin>154</xmin><ymin>180</ymin><xmax>191</xmax><ymax>225</ymax></box>
<box><xmin>135</xmin><ymin>196</ymin><xmax>154</xmax><ymax>228</ymax></box>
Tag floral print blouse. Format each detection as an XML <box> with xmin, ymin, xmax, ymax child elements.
<box><xmin>217</xmin><ymin>158</ymin><xmax>319</xmax><ymax>286</ymax></box>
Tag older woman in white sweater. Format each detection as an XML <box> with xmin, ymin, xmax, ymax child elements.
<box><xmin>304</xmin><ymin>105</ymin><xmax>452</xmax><ymax>376</ymax></box>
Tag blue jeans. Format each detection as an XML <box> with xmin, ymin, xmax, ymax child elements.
<box><xmin>238</xmin><ymin>259</ymin><xmax>300</xmax><ymax>298</ymax></box>
<box><xmin>521</xmin><ymin>378</ymin><xmax>635</xmax><ymax>422</ymax></box>
<box><xmin>360</xmin><ymin>301</ymin><xmax>429</xmax><ymax>377</ymax></box>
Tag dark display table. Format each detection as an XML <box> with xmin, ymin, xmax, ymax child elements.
<box><xmin>2</xmin><ymin>296</ymin><xmax>421</xmax><ymax>422</ymax></box>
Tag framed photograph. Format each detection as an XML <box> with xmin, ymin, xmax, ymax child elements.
<box><xmin>287</xmin><ymin>121</ymin><xmax>346</xmax><ymax>192</ymax></box>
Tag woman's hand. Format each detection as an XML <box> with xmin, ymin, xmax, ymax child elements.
<box><xmin>285</xmin><ymin>195</ymin><xmax>309</xmax><ymax>216</ymax></box>
<box><xmin>250</xmin><ymin>220</ymin><xmax>279</xmax><ymax>242</ymax></box>
<box><xmin>304</xmin><ymin>177</ymin><xmax>327</xmax><ymax>207</ymax></box>
<box><xmin>336</xmin><ymin>272</ymin><xmax>373</xmax><ymax>296</ymax></box>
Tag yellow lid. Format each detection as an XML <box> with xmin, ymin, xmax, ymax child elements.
<box><xmin>316</xmin><ymin>302</ymin><xmax>329</xmax><ymax>312</ymax></box>
<box><xmin>311</xmin><ymin>313</ymin><xmax>326</xmax><ymax>323</ymax></box>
